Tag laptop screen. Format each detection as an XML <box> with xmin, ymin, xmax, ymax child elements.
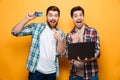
<box><xmin>68</xmin><ymin>42</ymin><xmax>95</xmax><ymax>60</ymax></box>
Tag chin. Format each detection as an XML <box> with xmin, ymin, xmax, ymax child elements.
<box><xmin>51</xmin><ymin>23</ymin><xmax>57</xmax><ymax>28</ymax></box>
<box><xmin>76</xmin><ymin>26</ymin><xmax>82</xmax><ymax>29</ymax></box>
<box><xmin>50</xmin><ymin>25</ymin><xmax>56</xmax><ymax>29</ymax></box>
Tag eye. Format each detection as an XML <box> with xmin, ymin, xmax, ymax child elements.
<box><xmin>54</xmin><ymin>14</ymin><xmax>58</xmax><ymax>17</ymax></box>
<box><xmin>48</xmin><ymin>13</ymin><xmax>53</xmax><ymax>17</ymax></box>
<box><xmin>73</xmin><ymin>14</ymin><xmax>78</xmax><ymax>17</ymax></box>
<box><xmin>79</xmin><ymin>13</ymin><xmax>83</xmax><ymax>17</ymax></box>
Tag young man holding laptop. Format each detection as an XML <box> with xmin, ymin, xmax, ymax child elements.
<box><xmin>66</xmin><ymin>6</ymin><xmax>101</xmax><ymax>80</ymax></box>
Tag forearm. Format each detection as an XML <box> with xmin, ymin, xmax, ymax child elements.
<box><xmin>57</xmin><ymin>40</ymin><xmax>64</xmax><ymax>54</ymax></box>
<box><xmin>13</xmin><ymin>18</ymin><xmax>30</xmax><ymax>33</ymax></box>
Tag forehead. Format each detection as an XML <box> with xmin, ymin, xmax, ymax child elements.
<box><xmin>47</xmin><ymin>10</ymin><xmax>59</xmax><ymax>15</ymax></box>
<box><xmin>73</xmin><ymin>10</ymin><xmax>83</xmax><ymax>15</ymax></box>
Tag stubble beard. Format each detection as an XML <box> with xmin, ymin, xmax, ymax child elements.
<box><xmin>47</xmin><ymin>20</ymin><xmax>58</xmax><ymax>29</ymax></box>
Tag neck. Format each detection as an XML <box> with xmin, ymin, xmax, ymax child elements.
<box><xmin>75</xmin><ymin>24</ymin><xmax>84</xmax><ymax>31</ymax></box>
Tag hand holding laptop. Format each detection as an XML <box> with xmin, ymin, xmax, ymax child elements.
<box><xmin>77</xmin><ymin>55</ymin><xmax>97</xmax><ymax>62</ymax></box>
<box><xmin>70</xmin><ymin>56</ymin><xmax>97</xmax><ymax>63</ymax></box>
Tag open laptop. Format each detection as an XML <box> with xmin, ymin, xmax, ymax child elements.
<box><xmin>68</xmin><ymin>42</ymin><xmax>95</xmax><ymax>60</ymax></box>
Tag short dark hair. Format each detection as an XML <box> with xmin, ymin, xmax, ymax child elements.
<box><xmin>71</xmin><ymin>6</ymin><xmax>84</xmax><ymax>17</ymax></box>
<box><xmin>46</xmin><ymin>6</ymin><xmax>60</xmax><ymax>16</ymax></box>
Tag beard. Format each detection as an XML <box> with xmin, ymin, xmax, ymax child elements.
<box><xmin>47</xmin><ymin>20</ymin><xmax>58</xmax><ymax>29</ymax></box>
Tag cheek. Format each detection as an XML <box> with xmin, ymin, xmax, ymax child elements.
<box><xmin>55</xmin><ymin>17</ymin><xmax>59</xmax><ymax>21</ymax></box>
<box><xmin>47</xmin><ymin>17</ymin><xmax>51</xmax><ymax>21</ymax></box>
<box><xmin>73</xmin><ymin>18</ymin><xmax>77</xmax><ymax>23</ymax></box>
<box><xmin>73</xmin><ymin>17</ymin><xmax>77</xmax><ymax>20</ymax></box>
<box><xmin>81</xmin><ymin>16</ymin><xmax>84</xmax><ymax>20</ymax></box>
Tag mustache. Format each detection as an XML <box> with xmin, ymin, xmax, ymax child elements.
<box><xmin>50</xmin><ymin>19</ymin><xmax>56</xmax><ymax>23</ymax></box>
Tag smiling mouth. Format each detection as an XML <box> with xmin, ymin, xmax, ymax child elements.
<box><xmin>76</xmin><ymin>20</ymin><xmax>82</xmax><ymax>23</ymax></box>
<box><xmin>50</xmin><ymin>20</ymin><xmax>56</xmax><ymax>23</ymax></box>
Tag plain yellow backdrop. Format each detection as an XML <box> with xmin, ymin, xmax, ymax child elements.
<box><xmin>0</xmin><ymin>0</ymin><xmax>120</xmax><ymax>80</ymax></box>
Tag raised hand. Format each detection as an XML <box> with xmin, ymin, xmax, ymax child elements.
<box><xmin>53</xmin><ymin>29</ymin><xmax>62</xmax><ymax>41</ymax></box>
<box><xmin>26</xmin><ymin>12</ymin><xmax>36</xmax><ymax>20</ymax></box>
<box><xmin>70</xmin><ymin>33</ymin><xmax>80</xmax><ymax>43</ymax></box>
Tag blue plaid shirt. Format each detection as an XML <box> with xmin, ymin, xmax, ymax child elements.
<box><xmin>12</xmin><ymin>22</ymin><xmax>65</xmax><ymax>76</ymax></box>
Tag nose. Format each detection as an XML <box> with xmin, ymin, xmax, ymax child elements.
<box><xmin>77</xmin><ymin>16</ymin><xmax>81</xmax><ymax>19</ymax></box>
<box><xmin>52</xmin><ymin>16</ymin><xmax>56</xmax><ymax>20</ymax></box>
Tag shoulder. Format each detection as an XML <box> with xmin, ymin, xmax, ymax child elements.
<box><xmin>66</xmin><ymin>27</ymin><xmax>75</xmax><ymax>37</ymax></box>
<box><xmin>36</xmin><ymin>22</ymin><xmax>46</xmax><ymax>27</ymax></box>
<box><xmin>84</xmin><ymin>24</ymin><xmax>97</xmax><ymax>32</ymax></box>
<box><xmin>31</xmin><ymin>22</ymin><xmax>46</xmax><ymax>30</ymax></box>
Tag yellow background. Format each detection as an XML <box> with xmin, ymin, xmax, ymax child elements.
<box><xmin>0</xmin><ymin>0</ymin><xmax>120</xmax><ymax>80</ymax></box>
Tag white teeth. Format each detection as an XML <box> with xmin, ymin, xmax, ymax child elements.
<box><xmin>50</xmin><ymin>21</ymin><xmax>56</xmax><ymax>23</ymax></box>
<box><xmin>76</xmin><ymin>21</ymin><xmax>82</xmax><ymax>23</ymax></box>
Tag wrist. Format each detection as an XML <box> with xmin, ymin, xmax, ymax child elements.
<box><xmin>58</xmin><ymin>39</ymin><xmax>63</xmax><ymax>43</ymax></box>
<box><xmin>23</xmin><ymin>18</ymin><xmax>30</xmax><ymax>23</ymax></box>
<box><xmin>72</xmin><ymin>41</ymin><xmax>79</xmax><ymax>43</ymax></box>
<box><xmin>25</xmin><ymin>17</ymin><xmax>30</xmax><ymax>21</ymax></box>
